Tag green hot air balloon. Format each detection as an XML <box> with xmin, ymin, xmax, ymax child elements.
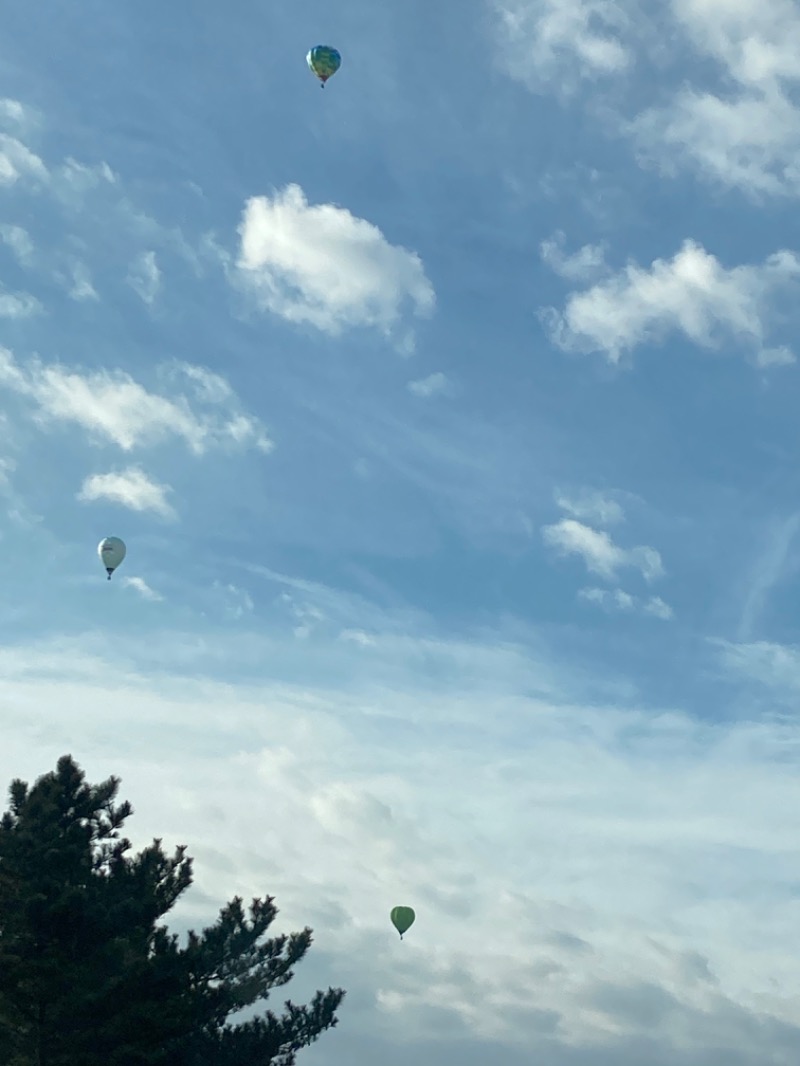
<box><xmin>390</xmin><ymin>906</ymin><xmax>415</xmax><ymax>939</ymax></box>
<box><xmin>307</xmin><ymin>45</ymin><xmax>341</xmax><ymax>87</ymax></box>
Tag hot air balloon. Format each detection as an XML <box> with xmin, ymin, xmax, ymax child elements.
<box><xmin>307</xmin><ymin>45</ymin><xmax>341</xmax><ymax>87</ymax></box>
<box><xmin>98</xmin><ymin>536</ymin><xmax>126</xmax><ymax>580</ymax></box>
<box><xmin>390</xmin><ymin>906</ymin><xmax>415</xmax><ymax>939</ymax></box>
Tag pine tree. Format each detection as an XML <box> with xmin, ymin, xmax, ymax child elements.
<box><xmin>0</xmin><ymin>755</ymin><xmax>345</xmax><ymax>1066</ymax></box>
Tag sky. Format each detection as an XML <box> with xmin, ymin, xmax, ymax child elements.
<box><xmin>1</xmin><ymin>0</ymin><xmax>800</xmax><ymax>1062</ymax></box>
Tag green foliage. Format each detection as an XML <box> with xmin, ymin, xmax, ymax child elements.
<box><xmin>0</xmin><ymin>755</ymin><xmax>345</xmax><ymax>1066</ymax></box>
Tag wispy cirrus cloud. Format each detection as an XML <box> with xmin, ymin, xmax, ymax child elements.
<box><xmin>0</xmin><ymin>222</ymin><xmax>98</xmax><ymax>302</ymax></box>
<box><xmin>407</xmin><ymin>372</ymin><xmax>449</xmax><ymax>398</ymax></box>
<box><xmin>0</xmin><ymin>132</ymin><xmax>47</xmax><ymax>187</ymax></box>
<box><xmin>0</xmin><ymin>223</ymin><xmax>34</xmax><ymax>265</ymax></box>
<box><xmin>580</xmin><ymin>585</ymin><xmax>674</xmax><ymax>619</ymax></box>
<box><xmin>540</xmin><ymin>231</ymin><xmax>608</xmax><ymax>282</ymax></box>
<box><xmin>77</xmin><ymin>466</ymin><xmax>176</xmax><ymax>520</ymax></box>
<box><xmin>0</xmin><ymin>627</ymin><xmax>798</xmax><ymax>1064</ymax></box>
<box><xmin>542</xmin><ymin>240</ymin><xmax>800</xmax><ymax>365</ymax></box>
<box><xmin>555</xmin><ymin>488</ymin><xmax>625</xmax><ymax>526</ymax></box>
<box><xmin>122</xmin><ymin>576</ymin><xmax>163</xmax><ymax>602</ymax></box>
<box><xmin>235</xmin><ymin>184</ymin><xmax>435</xmax><ymax>338</ymax></box>
<box><xmin>493</xmin><ymin>0</ymin><xmax>633</xmax><ymax>91</ymax></box>
<box><xmin>543</xmin><ymin>518</ymin><xmax>663</xmax><ymax>581</ymax></box>
<box><xmin>0</xmin><ymin>289</ymin><xmax>41</xmax><ymax>318</ymax></box>
<box><xmin>0</xmin><ymin>350</ymin><xmax>273</xmax><ymax>455</ymax></box>
<box><xmin>126</xmin><ymin>250</ymin><xmax>161</xmax><ymax>305</ymax></box>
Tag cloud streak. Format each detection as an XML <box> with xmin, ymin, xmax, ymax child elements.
<box><xmin>543</xmin><ymin>518</ymin><xmax>664</xmax><ymax>581</ymax></box>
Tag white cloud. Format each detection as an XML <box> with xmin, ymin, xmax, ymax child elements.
<box><xmin>65</xmin><ymin>260</ymin><xmax>99</xmax><ymax>302</ymax></box>
<box><xmin>278</xmin><ymin>590</ymin><xmax>325</xmax><ymax>639</ymax></box>
<box><xmin>0</xmin><ymin>224</ymin><xmax>34</xmax><ymax>266</ymax></box>
<box><xmin>55</xmin><ymin>158</ymin><xmax>116</xmax><ymax>195</ymax></box>
<box><xmin>407</xmin><ymin>371</ymin><xmax>449</xmax><ymax>398</ymax></box>
<box><xmin>493</xmin><ymin>0</ymin><xmax>800</xmax><ymax>199</ymax></box>
<box><xmin>493</xmin><ymin>0</ymin><xmax>632</xmax><ymax>91</ymax></box>
<box><xmin>556</xmin><ymin>488</ymin><xmax>625</xmax><ymax>525</ymax></box>
<box><xmin>631</xmin><ymin>87</ymin><xmax>800</xmax><ymax>197</ymax></box>
<box><xmin>77</xmin><ymin>466</ymin><xmax>176</xmax><ymax>520</ymax></box>
<box><xmin>630</xmin><ymin>0</ymin><xmax>800</xmax><ymax>196</ymax></box>
<box><xmin>580</xmin><ymin>586</ymin><xmax>674</xmax><ymax>619</ymax></box>
<box><xmin>543</xmin><ymin>518</ymin><xmax>663</xmax><ymax>581</ymax></box>
<box><xmin>339</xmin><ymin>628</ymin><xmax>377</xmax><ymax>647</ymax></box>
<box><xmin>0</xmin><ymin>225</ymin><xmax>98</xmax><ymax>301</ymax></box>
<box><xmin>644</xmin><ymin>595</ymin><xmax>674</xmax><ymax>620</ymax></box>
<box><xmin>717</xmin><ymin>638</ymin><xmax>800</xmax><ymax>697</ymax></box>
<box><xmin>540</xmin><ymin>230</ymin><xmax>607</xmax><ymax>281</ymax></box>
<box><xmin>0</xmin><ymin>289</ymin><xmax>41</xmax><ymax>318</ymax></box>
<box><xmin>122</xmin><ymin>576</ymin><xmax>163</xmax><ymax>602</ymax></box>
<box><xmin>235</xmin><ymin>184</ymin><xmax>435</xmax><ymax>337</ymax></box>
<box><xmin>0</xmin><ymin>133</ymin><xmax>47</xmax><ymax>186</ymax></box>
<box><xmin>580</xmin><ymin>585</ymin><xmax>635</xmax><ymax>610</ymax></box>
<box><xmin>166</xmin><ymin>363</ymin><xmax>233</xmax><ymax>405</ymax></box>
<box><xmin>542</xmin><ymin>240</ymin><xmax>800</xmax><ymax>364</ymax></box>
<box><xmin>0</xmin><ymin>98</ymin><xmax>32</xmax><ymax>129</ymax></box>
<box><xmin>0</xmin><ymin>349</ymin><xmax>273</xmax><ymax>455</ymax></box>
<box><xmin>214</xmin><ymin>582</ymin><xmax>254</xmax><ymax>621</ymax></box>
<box><xmin>126</xmin><ymin>250</ymin><xmax>161</xmax><ymax>305</ymax></box>
<box><xmin>0</xmin><ymin>629</ymin><xmax>799</xmax><ymax>1063</ymax></box>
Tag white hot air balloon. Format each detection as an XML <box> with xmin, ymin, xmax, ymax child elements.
<box><xmin>98</xmin><ymin>536</ymin><xmax>126</xmax><ymax>580</ymax></box>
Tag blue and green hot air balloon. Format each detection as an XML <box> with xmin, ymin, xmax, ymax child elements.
<box><xmin>307</xmin><ymin>45</ymin><xmax>341</xmax><ymax>87</ymax></box>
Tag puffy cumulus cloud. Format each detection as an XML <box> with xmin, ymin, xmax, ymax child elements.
<box><xmin>235</xmin><ymin>184</ymin><xmax>435</xmax><ymax>337</ymax></box>
<box><xmin>492</xmin><ymin>0</ymin><xmax>633</xmax><ymax>91</ymax></box>
<box><xmin>491</xmin><ymin>0</ymin><xmax>800</xmax><ymax>200</ymax></box>
<box><xmin>542</xmin><ymin>240</ymin><xmax>800</xmax><ymax>364</ymax></box>
<box><xmin>0</xmin><ymin>349</ymin><xmax>273</xmax><ymax>456</ymax></box>
<box><xmin>631</xmin><ymin>85</ymin><xmax>800</xmax><ymax>198</ymax></box>
<box><xmin>1</xmin><ymin>629</ymin><xmax>800</xmax><ymax>1064</ymax></box>
<box><xmin>407</xmin><ymin>371</ymin><xmax>449</xmax><ymax>398</ymax></box>
<box><xmin>580</xmin><ymin>585</ymin><xmax>674</xmax><ymax>619</ymax></box>
<box><xmin>126</xmin><ymin>250</ymin><xmax>161</xmax><ymax>305</ymax></box>
<box><xmin>555</xmin><ymin>488</ymin><xmax>625</xmax><ymax>526</ymax></box>
<box><xmin>542</xmin><ymin>518</ymin><xmax>663</xmax><ymax>581</ymax></box>
<box><xmin>77</xmin><ymin>467</ymin><xmax>176</xmax><ymax>520</ymax></box>
<box><xmin>540</xmin><ymin>231</ymin><xmax>608</xmax><ymax>282</ymax></box>
<box><xmin>632</xmin><ymin>0</ymin><xmax>800</xmax><ymax>196</ymax></box>
<box><xmin>121</xmin><ymin>576</ymin><xmax>163</xmax><ymax>602</ymax></box>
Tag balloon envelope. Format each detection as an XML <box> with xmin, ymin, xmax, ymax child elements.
<box><xmin>98</xmin><ymin>536</ymin><xmax>126</xmax><ymax>578</ymax></box>
<box><xmin>390</xmin><ymin>906</ymin><xmax>415</xmax><ymax>937</ymax></box>
<box><xmin>307</xmin><ymin>45</ymin><xmax>341</xmax><ymax>84</ymax></box>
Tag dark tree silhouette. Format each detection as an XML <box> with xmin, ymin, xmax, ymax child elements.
<box><xmin>0</xmin><ymin>755</ymin><xmax>345</xmax><ymax>1066</ymax></box>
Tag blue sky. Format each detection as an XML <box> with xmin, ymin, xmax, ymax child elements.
<box><xmin>1</xmin><ymin>0</ymin><xmax>800</xmax><ymax>1062</ymax></box>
